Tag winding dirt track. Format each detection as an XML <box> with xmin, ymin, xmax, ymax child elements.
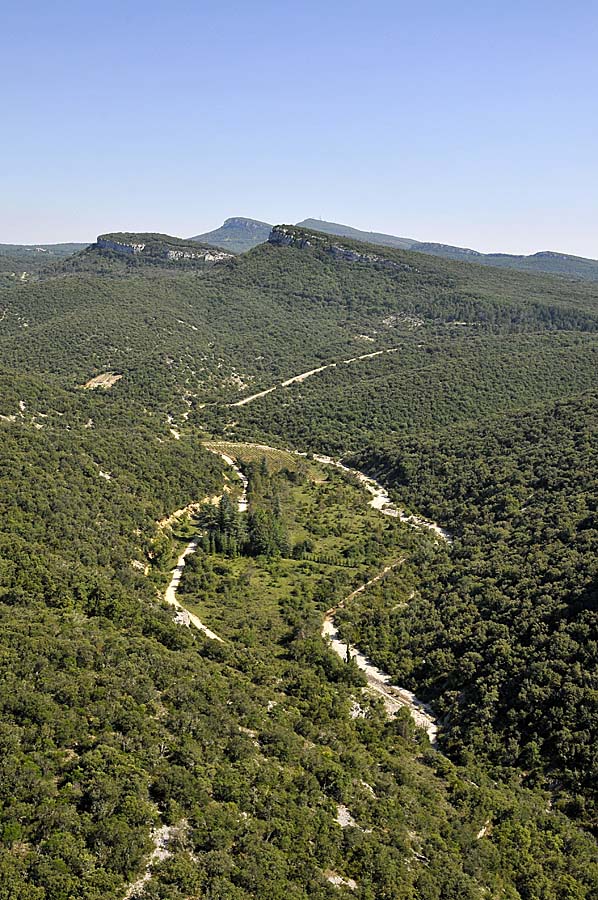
<box><xmin>146</xmin><ymin>440</ymin><xmax>446</xmax><ymax>900</ymax></box>
<box><xmin>164</xmin><ymin>538</ymin><xmax>224</xmax><ymax>641</ymax></box>
<box><xmin>180</xmin><ymin>441</ymin><xmax>449</xmax><ymax>740</ymax></box>
<box><xmin>311</xmin><ymin>453</ymin><xmax>452</xmax><ymax>542</ymax></box>
<box><xmin>322</xmin><ymin>564</ymin><xmax>438</xmax><ymax>744</ymax></box>
<box><xmin>164</xmin><ymin>345</ymin><xmax>452</xmax><ymax>736</ymax></box>
<box><xmin>163</xmin><ymin>452</ymin><xmax>249</xmax><ymax>641</ymax></box>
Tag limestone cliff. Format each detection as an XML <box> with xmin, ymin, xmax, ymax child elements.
<box><xmin>94</xmin><ymin>233</ymin><xmax>233</xmax><ymax>264</ymax></box>
<box><xmin>268</xmin><ymin>226</ymin><xmax>414</xmax><ymax>272</ymax></box>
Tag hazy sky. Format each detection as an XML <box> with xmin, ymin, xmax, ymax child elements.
<box><xmin>2</xmin><ymin>0</ymin><xmax>597</xmax><ymax>255</ymax></box>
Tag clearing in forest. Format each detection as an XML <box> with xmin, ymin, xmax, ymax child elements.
<box><xmin>203</xmin><ymin>440</ymin><xmax>303</xmax><ymax>473</ymax></box>
<box><xmin>81</xmin><ymin>371</ymin><xmax>123</xmax><ymax>389</ymax></box>
<box><xmin>174</xmin><ymin>451</ymin><xmax>418</xmax><ymax>648</ymax></box>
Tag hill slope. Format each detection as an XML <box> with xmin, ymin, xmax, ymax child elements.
<box><xmin>0</xmin><ymin>223</ymin><xmax>597</xmax><ymax>896</ymax></box>
<box><xmin>298</xmin><ymin>218</ymin><xmax>598</xmax><ymax>280</ymax></box>
<box><xmin>193</xmin><ymin>215</ymin><xmax>598</xmax><ymax>279</ymax></box>
<box><xmin>0</xmin><ymin>241</ymin><xmax>89</xmax><ymax>281</ymax></box>
<box><xmin>2</xmin><ymin>224</ymin><xmax>597</xmax><ymax>414</ymax></box>
<box><xmin>297</xmin><ymin>218</ymin><xmax>418</xmax><ymax>250</ymax></box>
<box><xmin>92</xmin><ymin>231</ymin><xmax>233</xmax><ymax>263</ymax></box>
<box><xmin>191</xmin><ymin>216</ymin><xmax>272</xmax><ymax>253</ymax></box>
<box><xmin>0</xmin><ymin>241</ymin><xmax>88</xmax><ymax>261</ymax></box>
<box><xmin>345</xmin><ymin>395</ymin><xmax>598</xmax><ymax>825</ymax></box>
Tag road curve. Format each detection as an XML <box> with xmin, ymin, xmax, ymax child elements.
<box><xmin>164</xmin><ymin>539</ymin><xmax>224</xmax><ymax>641</ymax></box>
<box><xmin>163</xmin><ymin>450</ymin><xmax>250</xmax><ymax>641</ymax></box>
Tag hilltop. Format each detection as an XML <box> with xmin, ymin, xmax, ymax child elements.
<box><xmin>191</xmin><ymin>216</ymin><xmax>272</xmax><ymax>253</ymax></box>
<box><xmin>296</xmin><ymin>218</ymin><xmax>417</xmax><ymax>250</ymax></box>
<box><xmin>54</xmin><ymin>231</ymin><xmax>234</xmax><ymax>275</ymax></box>
<box><xmin>93</xmin><ymin>232</ymin><xmax>233</xmax><ymax>263</ymax></box>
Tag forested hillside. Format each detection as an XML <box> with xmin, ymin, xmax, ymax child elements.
<box><xmin>1</xmin><ymin>225</ymin><xmax>597</xmax><ymax>898</ymax></box>
<box><xmin>345</xmin><ymin>396</ymin><xmax>598</xmax><ymax>827</ymax></box>
<box><xmin>2</xmin><ymin>226</ymin><xmax>597</xmax><ymax>409</ymax></box>
<box><xmin>192</xmin><ymin>213</ymin><xmax>598</xmax><ymax>281</ymax></box>
<box><xmin>0</xmin><ymin>242</ymin><xmax>87</xmax><ymax>269</ymax></box>
<box><xmin>296</xmin><ymin>219</ymin><xmax>598</xmax><ymax>281</ymax></box>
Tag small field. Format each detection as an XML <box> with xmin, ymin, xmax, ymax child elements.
<box><xmin>203</xmin><ymin>440</ymin><xmax>306</xmax><ymax>472</ymax></box>
<box><xmin>175</xmin><ymin>449</ymin><xmax>414</xmax><ymax>648</ymax></box>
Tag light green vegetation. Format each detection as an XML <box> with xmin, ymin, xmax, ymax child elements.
<box><xmin>176</xmin><ymin>451</ymin><xmax>409</xmax><ymax>644</ymax></box>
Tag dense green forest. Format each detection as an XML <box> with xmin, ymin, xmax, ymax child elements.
<box><xmin>2</xmin><ymin>228</ymin><xmax>597</xmax><ymax>399</ymax></box>
<box><xmin>220</xmin><ymin>331</ymin><xmax>598</xmax><ymax>452</ymax></box>
<box><xmin>343</xmin><ymin>396</ymin><xmax>598</xmax><ymax>827</ymax></box>
<box><xmin>1</xmin><ymin>227</ymin><xmax>597</xmax><ymax>897</ymax></box>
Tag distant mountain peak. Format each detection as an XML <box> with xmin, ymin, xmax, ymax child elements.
<box><xmin>190</xmin><ymin>215</ymin><xmax>598</xmax><ymax>279</ymax></box>
<box><xmin>191</xmin><ymin>217</ymin><xmax>273</xmax><ymax>254</ymax></box>
<box><xmin>222</xmin><ymin>217</ymin><xmax>271</xmax><ymax>228</ymax></box>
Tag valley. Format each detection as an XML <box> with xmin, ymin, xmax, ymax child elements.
<box><xmin>165</xmin><ymin>440</ymin><xmax>445</xmax><ymax>740</ymax></box>
<box><xmin>0</xmin><ymin>225</ymin><xmax>596</xmax><ymax>899</ymax></box>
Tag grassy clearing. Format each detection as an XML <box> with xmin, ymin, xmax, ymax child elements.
<box><xmin>176</xmin><ymin>454</ymin><xmax>415</xmax><ymax>647</ymax></box>
<box><xmin>203</xmin><ymin>439</ymin><xmax>306</xmax><ymax>472</ymax></box>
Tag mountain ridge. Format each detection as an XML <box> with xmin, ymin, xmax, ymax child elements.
<box><xmin>192</xmin><ymin>215</ymin><xmax>598</xmax><ymax>280</ymax></box>
<box><xmin>66</xmin><ymin>232</ymin><xmax>235</xmax><ymax>271</ymax></box>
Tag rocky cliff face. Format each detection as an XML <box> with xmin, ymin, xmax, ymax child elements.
<box><xmin>268</xmin><ymin>226</ymin><xmax>414</xmax><ymax>272</ymax></box>
<box><xmin>268</xmin><ymin>226</ymin><xmax>313</xmax><ymax>250</ymax></box>
<box><xmin>166</xmin><ymin>248</ymin><xmax>231</xmax><ymax>262</ymax></box>
<box><xmin>97</xmin><ymin>238</ymin><xmax>146</xmax><ymax>254</ymax></box>
<box><xmin>95</xmin><ymin>234</ymin><xmax>233</xmax><ymax>264</ymax></box>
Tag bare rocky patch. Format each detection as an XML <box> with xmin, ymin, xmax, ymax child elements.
<box><xmin>81</xmin><ymin>371</ymin><xmax>123</xmax><ymax>390</ymax></box>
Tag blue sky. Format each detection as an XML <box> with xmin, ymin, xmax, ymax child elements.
<box><xmin>2</xmin><ymin>0</ymin><xmax>597</xmax><ymax>255</ymax></box>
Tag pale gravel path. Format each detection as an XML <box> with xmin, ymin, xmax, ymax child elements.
<box><xmin>321</xmin><ymin>562</ymin><xmax>439</xmax><ymax>744</ymax></box>
<box><xmin>163</xmin><ymin>451</ymin><xmax>249</xmax><ymax>641</ymax></box>
<box><xmin>312</xmin><ymin>454</ymin><xmax>453</xmax><ymax>542</ymax></box>
<box><xmin>164</xmin><ymin>539</ymin><xmax>224</xmax><ymax>641</ymax></box>
<box><xmin>214</xmin><ymin>452</ymin><xmax>249</xmax><ymax>511</ymax></box>
<box><xmin>229</xmin><ymin>346</ymin><xmax>401</xmax><ymax>407</ymax></box>
<box><xmin>204</xmin><ymin>441</ymin><xmax>452</xmax><ymax>542</ymax></box>
<box><xmin>132</xmin><ymin>401</ymin><xmax>448</xmax><ymax>894</ymax></box>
